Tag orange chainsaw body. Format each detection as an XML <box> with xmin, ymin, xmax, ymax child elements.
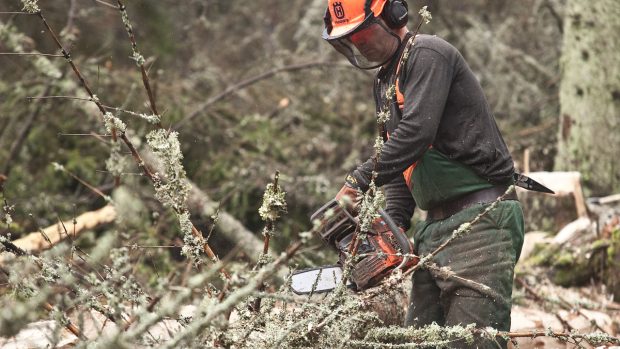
<box><xmin>311</xmin><ymin>199</ymin><xmax>418</xmax><ymax>290</ymax></box>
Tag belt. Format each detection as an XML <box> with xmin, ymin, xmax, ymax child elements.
<box><xmin>427</xmin><ymin>185</ymin><xmax>518</xmax><ymax>221</ymax></box>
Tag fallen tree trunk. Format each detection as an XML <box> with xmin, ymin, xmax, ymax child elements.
<box><xmin>7</xmin><ymin>205</ymin><xmax>116</xmax><ymax>253</ymax></box>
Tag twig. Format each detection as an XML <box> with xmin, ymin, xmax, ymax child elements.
<box><xmin>59</xmin><ymin>133</ymin><xmax>111</xmax><ymax>137</ymax></box>
<box><xmin>426</xmin><ymin>263</ymin><xmax>505</xmax><ymax>305</ymax></box>
<box><xmin>250</xmin><ymin>170</ymin><xmax>280</xmax><ymax>312</ymax></box>
<box><xmin>91</xmin><ymin>0</ymin><xmax>118</xmax><ymax>9</ymax></box>
<box><xmin>42</xmin><ymin>302</ymin><xmax>85</xmax><ymax>340</ymax></box>
<box><xmin>28</xmin><ymin>95</ymin><xmax>159</xmax><ymax>121</ymax></box>
<box><xmin>516</xmin><ymin>278</ymin><xmax>575</xmax><ymax>331</ymax></box>
<box><xmin>3</xmin><ymin>79</ymin><xmax>59</xmax><ymax>175</ymax></box>
<box><xmin>54</xmin><ymin>165</ymin><xmax>109</xmax><ymax>200</ymax></box>
<box><xmin>352</xmin><ymin>328</ymin><xmax>619</xmax><ymax>348</ymax></box>
<box><xmin>517</xmin><ymin>278</ymin><xmax>610</xmax><ymax>334</ymax></box>
<box><xmin>1</xmin><ymin>237</ymin><xmax>89</xmax><ymax>340</ymax></box>
<box><xmin>121</xmin><ymin>271</ymin><xmax>177</xmax><ymax>332</ymax></box>
<box><xmin>36</xmin><ymin>12</ymin><xmax>115</xmax><ymax>139</ymax></box>
<box><xmin>0</xmin><ymin>52</ymin><xmax>63</xmax><ymax>57</ymax></box>
<box><xmin>123</xmin><ymin>245</ymin><xmax>178</xmax><ymax>249</ymax></box>
<box><xmin>116</xmin><ymin>0</ymin><xmax>163</xmax><ymax>128</ymax></box>
<box><xmin>559</xmin><ymin>294</ymin><xmax>609</xmax><ymax>334</ymax></box>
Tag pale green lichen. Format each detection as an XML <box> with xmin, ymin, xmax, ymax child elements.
<box><xmin>376</xmin><ymin>110</ymin><xmax>390</xmax><ymax>124</ymax></box>
<box><xmin>1</xmin><ymin>202</ymin><xmax>14</xmax><ymax>226</ymax></box>
<box><xmin>51</xmin><ymin>162</ymin><xmax>65</xmax><ymax>172</ymax></box>
<box><xmin>146</xmin><ymin>129</ymin><xmax>198</xmax><ymax>263</ymax></box>
<box><xmin>105</xmin><ymin>142</ymin><xmax>129</xmax><ymax>177</ymax></box>
<box><xmin>21</xmin><ymin>0</ymin><xmax>39</xmax><ymax>13</ymax></box>
<box><xmin>373</xmin><ymin>135</ymin><xmax>384</xmax><ymax>154</ymax></box>
<box><xmin>419</xmin><ymin>5</ymin><xmax>432</xmax><ymax>24</ymax></box>
<box><xmin>138</xmin><ymin>112</ymin><xmax>160</xmax><ymax>124</ymax></box>
<box><xmin>119</xmin><ymin>5</ymin><xmax>147</xmax><ymax>67</ymax></box>
<box><xmin>130</xmin><ymin>51</ymin><xmax>146</xmax><ymax>67</ymax></box>
<box><xmin>179</xmin><ymin>211</ymin><xmax>204</xmax><ymax>263</ymax></box>
<box><xmin>454</xmin><ymin>222</ymin><xmax>473</xmax><ymax>238</ymax></box>
<box><xmin>39</xmin><ymin>257</ymin><xmax>69</xmax><ymax>283</ymax></box>
<box><xmin>357</xmin><ymin>180</ymin><xmax>385</xmax><ymax>233</ymax></box>
<box><xmin>1</xmin><ymin>213</ymin><xmax>12</xmax><ymax>226</ymax></box>
<box><xmin>103</xmin><ymin>112</ymin><xmax>127</xmax><ymax>134</ymax></box>
<box><xmin>582</xmin><ymin>331</ymin><xmax>619</xmax><ymax>345</ymax></box>
<box><xmin>402</xmin><ymin>36</ymin><xmax>415</xmax><ymax>62</ymax></box>
<box><xmin>384</xmin><ymin>85</ymin><xmax>396</xmax><ymax>100</ymax></box>
<box><xmin>258</xmin><ymin>182</ymin><xmax>287</xmax><ymax>222</ymax></box>
<box><xmin>146</xmin><ymin>129</ymin><xmax>190</xmax><ymax>212</ymax></box>
<box><xmin>359</xmin><ymin>322</ymin><xmax>476</xmax><ymax>347</ymax></box>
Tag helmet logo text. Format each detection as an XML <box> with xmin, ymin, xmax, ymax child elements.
<box><xmin>333</xmin><ymin>2</ymin><xmax>345</xmax><ymax>19</ymax></box>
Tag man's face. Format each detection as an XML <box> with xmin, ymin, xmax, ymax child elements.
<box><xmin>349</xmin><ymin>20</ymin><xmax>399</xmax><ymax>63</ymax></box>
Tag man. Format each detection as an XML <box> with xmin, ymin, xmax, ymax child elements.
<box><xmin>323</xmin><ymin>0</ymin><xmax>524</xmax><ymax>347</ymax></box>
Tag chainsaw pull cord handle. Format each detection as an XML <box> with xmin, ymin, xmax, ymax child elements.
<box><xmin>378</xmin><ymin>209</ymin><xmax>412</xmax><ymax>270</ymax></box>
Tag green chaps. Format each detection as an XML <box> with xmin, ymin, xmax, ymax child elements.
<box><xmin>405</xmin><ymin>200</ymin><xmax>524</xmax><ymax>349</ymax></box>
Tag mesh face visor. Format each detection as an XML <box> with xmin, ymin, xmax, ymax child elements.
<box><xmin>323</xmin><ymin>15</ymin><xmax>401</xmax><ymax>70</ymax></box>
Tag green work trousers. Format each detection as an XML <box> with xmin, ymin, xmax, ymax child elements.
<box><xmin>405</xmin><ymin>200</ymin><xmax>524</xmax><ymax>349</ymax></box>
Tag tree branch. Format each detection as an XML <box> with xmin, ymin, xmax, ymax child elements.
<box><xmin>173</xmin><ymin>61</ymin><xmax>351</xmax><ymax>129</ymax></box>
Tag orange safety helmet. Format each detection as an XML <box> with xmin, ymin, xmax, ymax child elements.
<box><xmin>323</xmin><ymin>0</ymin><xmax>388</xmax><ymax>39</ymax></box>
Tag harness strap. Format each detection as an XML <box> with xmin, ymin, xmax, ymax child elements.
<box><xmin>395</xmin><ymin>35</ymin><xmax>416</xmax><ymax>110</ymax></box>
<box><xmin>389</xmin><ymin>34</ymin><xmax>418</xmax><ymax>189</ymax></box>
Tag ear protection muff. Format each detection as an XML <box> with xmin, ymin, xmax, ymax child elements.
<box><xmin>381</xmin><ymin>0</ymin><xmax>409</xmax><ymax>29</ymax></box>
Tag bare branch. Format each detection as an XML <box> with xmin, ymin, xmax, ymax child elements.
<box><xmin>0</xmin><ymin>52</ymin><xmax>63</xmax><ymax>57</ymax></box>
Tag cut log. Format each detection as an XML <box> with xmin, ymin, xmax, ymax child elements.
<box><xmin>552</xmin><ymin>217</ymin><xmax>596</xmax><ymax>245</ymax></box>
<box><xmin>517</xmin><ymin>171</ymin><xmax>587</xmax><ymax>232</ymax></box>
<box><xmin>360</xmin><ymin>284</ymin><xmax>409</xmax><ymax>326</ymax></box>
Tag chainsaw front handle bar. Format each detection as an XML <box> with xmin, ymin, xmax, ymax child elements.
<box><xmin>378</xmin><ymin>209</ymin><xmax>412</xmax><ymax>270</ymax></box>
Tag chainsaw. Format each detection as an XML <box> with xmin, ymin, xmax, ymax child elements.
<box><xmin>290</xmin><ymin>199</ymin><xmax>419</xmax><ymax>294</ymax></box>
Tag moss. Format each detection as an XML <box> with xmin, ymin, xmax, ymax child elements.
<box><xmin>549</xmin><ymin>262</ymin><xmax>592</xmax><ymax>286</ymax></box>
<box><xmin>552</xmin><ymin>251</ymin><xmax>576</xmax><ymax>267</ymax></box>
<box><xmin>604</xmin><ymin>227</ymin><xmax>620</xmax><ymax>299</ymax></box>
<box><xmin>525</xmin><ymin>243</ymin><xmax>559</xmax><ymax>266</ymax></box>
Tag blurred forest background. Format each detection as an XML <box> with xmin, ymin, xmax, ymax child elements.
<box><xmin>1</xmin><ymin>0</ymin><xmax>619</xmax><ymax>347</ymax></box>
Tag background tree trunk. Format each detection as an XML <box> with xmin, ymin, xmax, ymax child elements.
<box><xmin>555</xmin><ymin>0</ymin><xmax>620</xmax><ymax>195</ymax></box>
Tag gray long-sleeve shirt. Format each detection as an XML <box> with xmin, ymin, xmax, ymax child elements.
<box><xmin>352</xmin><ymin>34</ymin><xmax>514</xmax><ymax>229</ymax></box>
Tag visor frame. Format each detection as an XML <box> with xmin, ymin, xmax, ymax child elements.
<box><xmin>322</xmin><ymin>12</ymin><xmax>379</xmax><ymax>42</ymax></box>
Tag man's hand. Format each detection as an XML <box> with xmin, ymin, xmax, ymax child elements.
<box><xmin>335</xmin><ymin>178</ymin><xmax>363</xmax><ymax>214</ymax></box>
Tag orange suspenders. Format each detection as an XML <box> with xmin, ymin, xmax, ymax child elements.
<box><xmin>391</xmin><ymin>46</ymin><xmax>417</xmax><ymax>190</ymax></box>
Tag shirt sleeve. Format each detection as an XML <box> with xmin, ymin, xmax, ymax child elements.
<box><xmin>351</xmin><ymin>47</ymin><xmax>454</xmax><ymax>191</ymax></box>
<box><xmin>383</xmin><ymin>175</ymin><xmax>415</xmax><ymax>230</ymax></box>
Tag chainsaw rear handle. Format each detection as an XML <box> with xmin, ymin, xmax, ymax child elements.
<box><xmin>378</xmin><ymin>208</ymin><xmax>412</xmax><ymax>269</ymax></box>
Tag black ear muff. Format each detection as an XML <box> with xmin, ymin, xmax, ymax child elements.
<box><xmin>382</xmin><ymin>0</ymin><xmax>409</xmax><ymax>29</ymax></box>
